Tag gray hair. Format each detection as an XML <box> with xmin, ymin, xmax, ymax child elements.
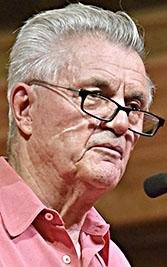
<box><xmin>7</xmin><ymin>2</ymin><xmax>152</xmax><ymax>142</ymax></box>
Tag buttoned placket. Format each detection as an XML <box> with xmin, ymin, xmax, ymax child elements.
<box><xmin>41</xmin><ymin>210</ymin><xmax>81</xmax><ymax>266</ymax></box>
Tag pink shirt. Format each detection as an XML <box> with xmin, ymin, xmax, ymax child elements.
<box><xmin>0</xmin><ymin>157</ymin><xmax>131</xmax><ymax>266</ymax></box>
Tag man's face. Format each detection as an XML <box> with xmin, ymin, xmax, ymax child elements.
<box><xmin>29</xmin><ymin>37</ymin><xmax>149</xmax><ymax>192</ymax></box>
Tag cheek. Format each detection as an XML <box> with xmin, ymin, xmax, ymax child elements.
<box><xmin>33</xmin><ymin>93</ymin><xmax>88</xmax><ymax>147</ymax></box>
<box><xmin>30</xmin><ymin>117</ymin><xmax>94</xmax><ymax>181</ymax></box>
<box><xmin>49</xmin><ymin>119</ymin><xmax>92</xmax><ymax>157</ymax></box>
<box><xmin>45</xmin><ymin>118</ymin><xmax>95</xmax><ymax>176</ymax></box>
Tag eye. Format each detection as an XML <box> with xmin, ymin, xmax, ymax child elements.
<box><xmin>84</xmin><ymin>93</ymin><xmax>102</xmax><ymax>109</ymax></box>
<box><xmin>126</xmin><ymin>100</ymin><xmax>142</xmax><ymax>110</ymax></box>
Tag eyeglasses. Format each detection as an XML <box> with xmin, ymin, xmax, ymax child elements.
<box><xmin>28</xmin><ymin>80</ymin><xmax>165</xmax><ymax>137</ymax></box>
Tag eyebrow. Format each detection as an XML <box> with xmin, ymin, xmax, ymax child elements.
<box><xmin>77</xmin><ymin>77</ymin><xmax>111</xmax><ymax>89</ymax></box>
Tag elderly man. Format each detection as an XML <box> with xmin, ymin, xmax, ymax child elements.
<box><xmin>0</xmin><ymin>3</ymin><xmax>165</xmax><ymax>267</ymax></box>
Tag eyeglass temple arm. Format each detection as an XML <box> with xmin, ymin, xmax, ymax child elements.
<box><xmin>28</xmin><ymin>79</ymin><xmax>79</xmax><ymax>93</ymax></box>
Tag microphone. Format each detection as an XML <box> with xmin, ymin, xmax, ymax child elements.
<box><xmin>143</xmin><ymin>173</ymin><xmax>167</xmax><ymax>198</ymax></box>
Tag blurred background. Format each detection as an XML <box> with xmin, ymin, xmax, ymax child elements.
<box><xmin>0</xmin><ymin>1</ymin><xmax>167</xmax><ymax>266</ymax></box>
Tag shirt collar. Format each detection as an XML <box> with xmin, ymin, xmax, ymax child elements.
<box><xmin>82</xmin><ymin>207</ymin><xmax>110</xmax><ymax>236</ymax></box>
<box><xmin>82</xmin><ymin>207</ymin><xmax>110</xmax><ymax>266</ymax></box>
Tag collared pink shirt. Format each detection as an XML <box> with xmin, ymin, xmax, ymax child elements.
<box><xmin>0</xmin><ymin>157</ymin><xmax>131</xmax><ymax>266</ymax></box>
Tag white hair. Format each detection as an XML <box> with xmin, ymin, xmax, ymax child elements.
<box><xmin>7</xmin><ymin>2</ymin><xmax>153</xmax><ymax>142</ymax></box>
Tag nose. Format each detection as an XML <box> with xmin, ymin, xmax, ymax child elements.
<box><xmin>100</xmin><ymin>110</ymin><xmax>129</xmax><ymax>136</ymax></box>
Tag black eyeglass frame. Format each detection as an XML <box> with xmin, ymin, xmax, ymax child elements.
<box><xmin>28</xmin><ymin>79</ymin><xmax>165</xmax><ymax>137</ymax></box>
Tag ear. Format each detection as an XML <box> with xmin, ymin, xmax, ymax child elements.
<box><xmin>10</xmin><ymin>83</ymin><xmax>36</xmax><ymax>137</ymax></box>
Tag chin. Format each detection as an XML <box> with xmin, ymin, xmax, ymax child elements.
<box><xmin>75</xmin><ymin>150</ymin><xmax>124</xmax><ymax>191</ymax></box>
<box><xmin>77</xmin><ymin>161</ymin><xmax>122</xmax><ymax>191</ymax></box>
<box><xmin>92</xmin><ymin>172</ymin><xmax>121</xmax><ymax>190</ymax></box>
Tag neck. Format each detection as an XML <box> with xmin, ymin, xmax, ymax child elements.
<box><xmin>9</xmin><ymin>139</ymin><xmax>103</xmax><ymax>229</ymax></box>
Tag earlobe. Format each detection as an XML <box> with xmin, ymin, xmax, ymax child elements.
<box><xmin>10</xmin><ymin>83</ymin><xmax>35</xmax><ymax>137</ymax></box>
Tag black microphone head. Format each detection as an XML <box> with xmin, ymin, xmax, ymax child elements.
<box><xmin>143</xmin><ymin>173</ymin><xmax>167</xmax><ymax>198</ymax></box>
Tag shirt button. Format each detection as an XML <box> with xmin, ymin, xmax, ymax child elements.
<box><xmin>62</xmin><ymin>255</ymin><xmax>71</xmax><ymax>264</ymax></box>
<box><xmin>44</xmin><ymin>212</ymin><xmax>54</xmax><ymax>221</ymax></box>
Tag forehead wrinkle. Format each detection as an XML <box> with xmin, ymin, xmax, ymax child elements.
<box><xmin>81</xmin><ymin>66</ymin><xmax>146</xmax><ymax>90</ymax></box>
<box><xmin>95</xmin><ymin>62</ymin><xmax>146</xmax><ymax>89</ymax></box>
<box><xmin>89</xmin><ymin>63</ymin><xmax>147</xmax><ymax>81</ymax></box>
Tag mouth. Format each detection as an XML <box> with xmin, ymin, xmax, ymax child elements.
<box><xmin>89</xmin><ymin>143</ymin><xmax>123</xmax><ymax>159</ymax></box>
